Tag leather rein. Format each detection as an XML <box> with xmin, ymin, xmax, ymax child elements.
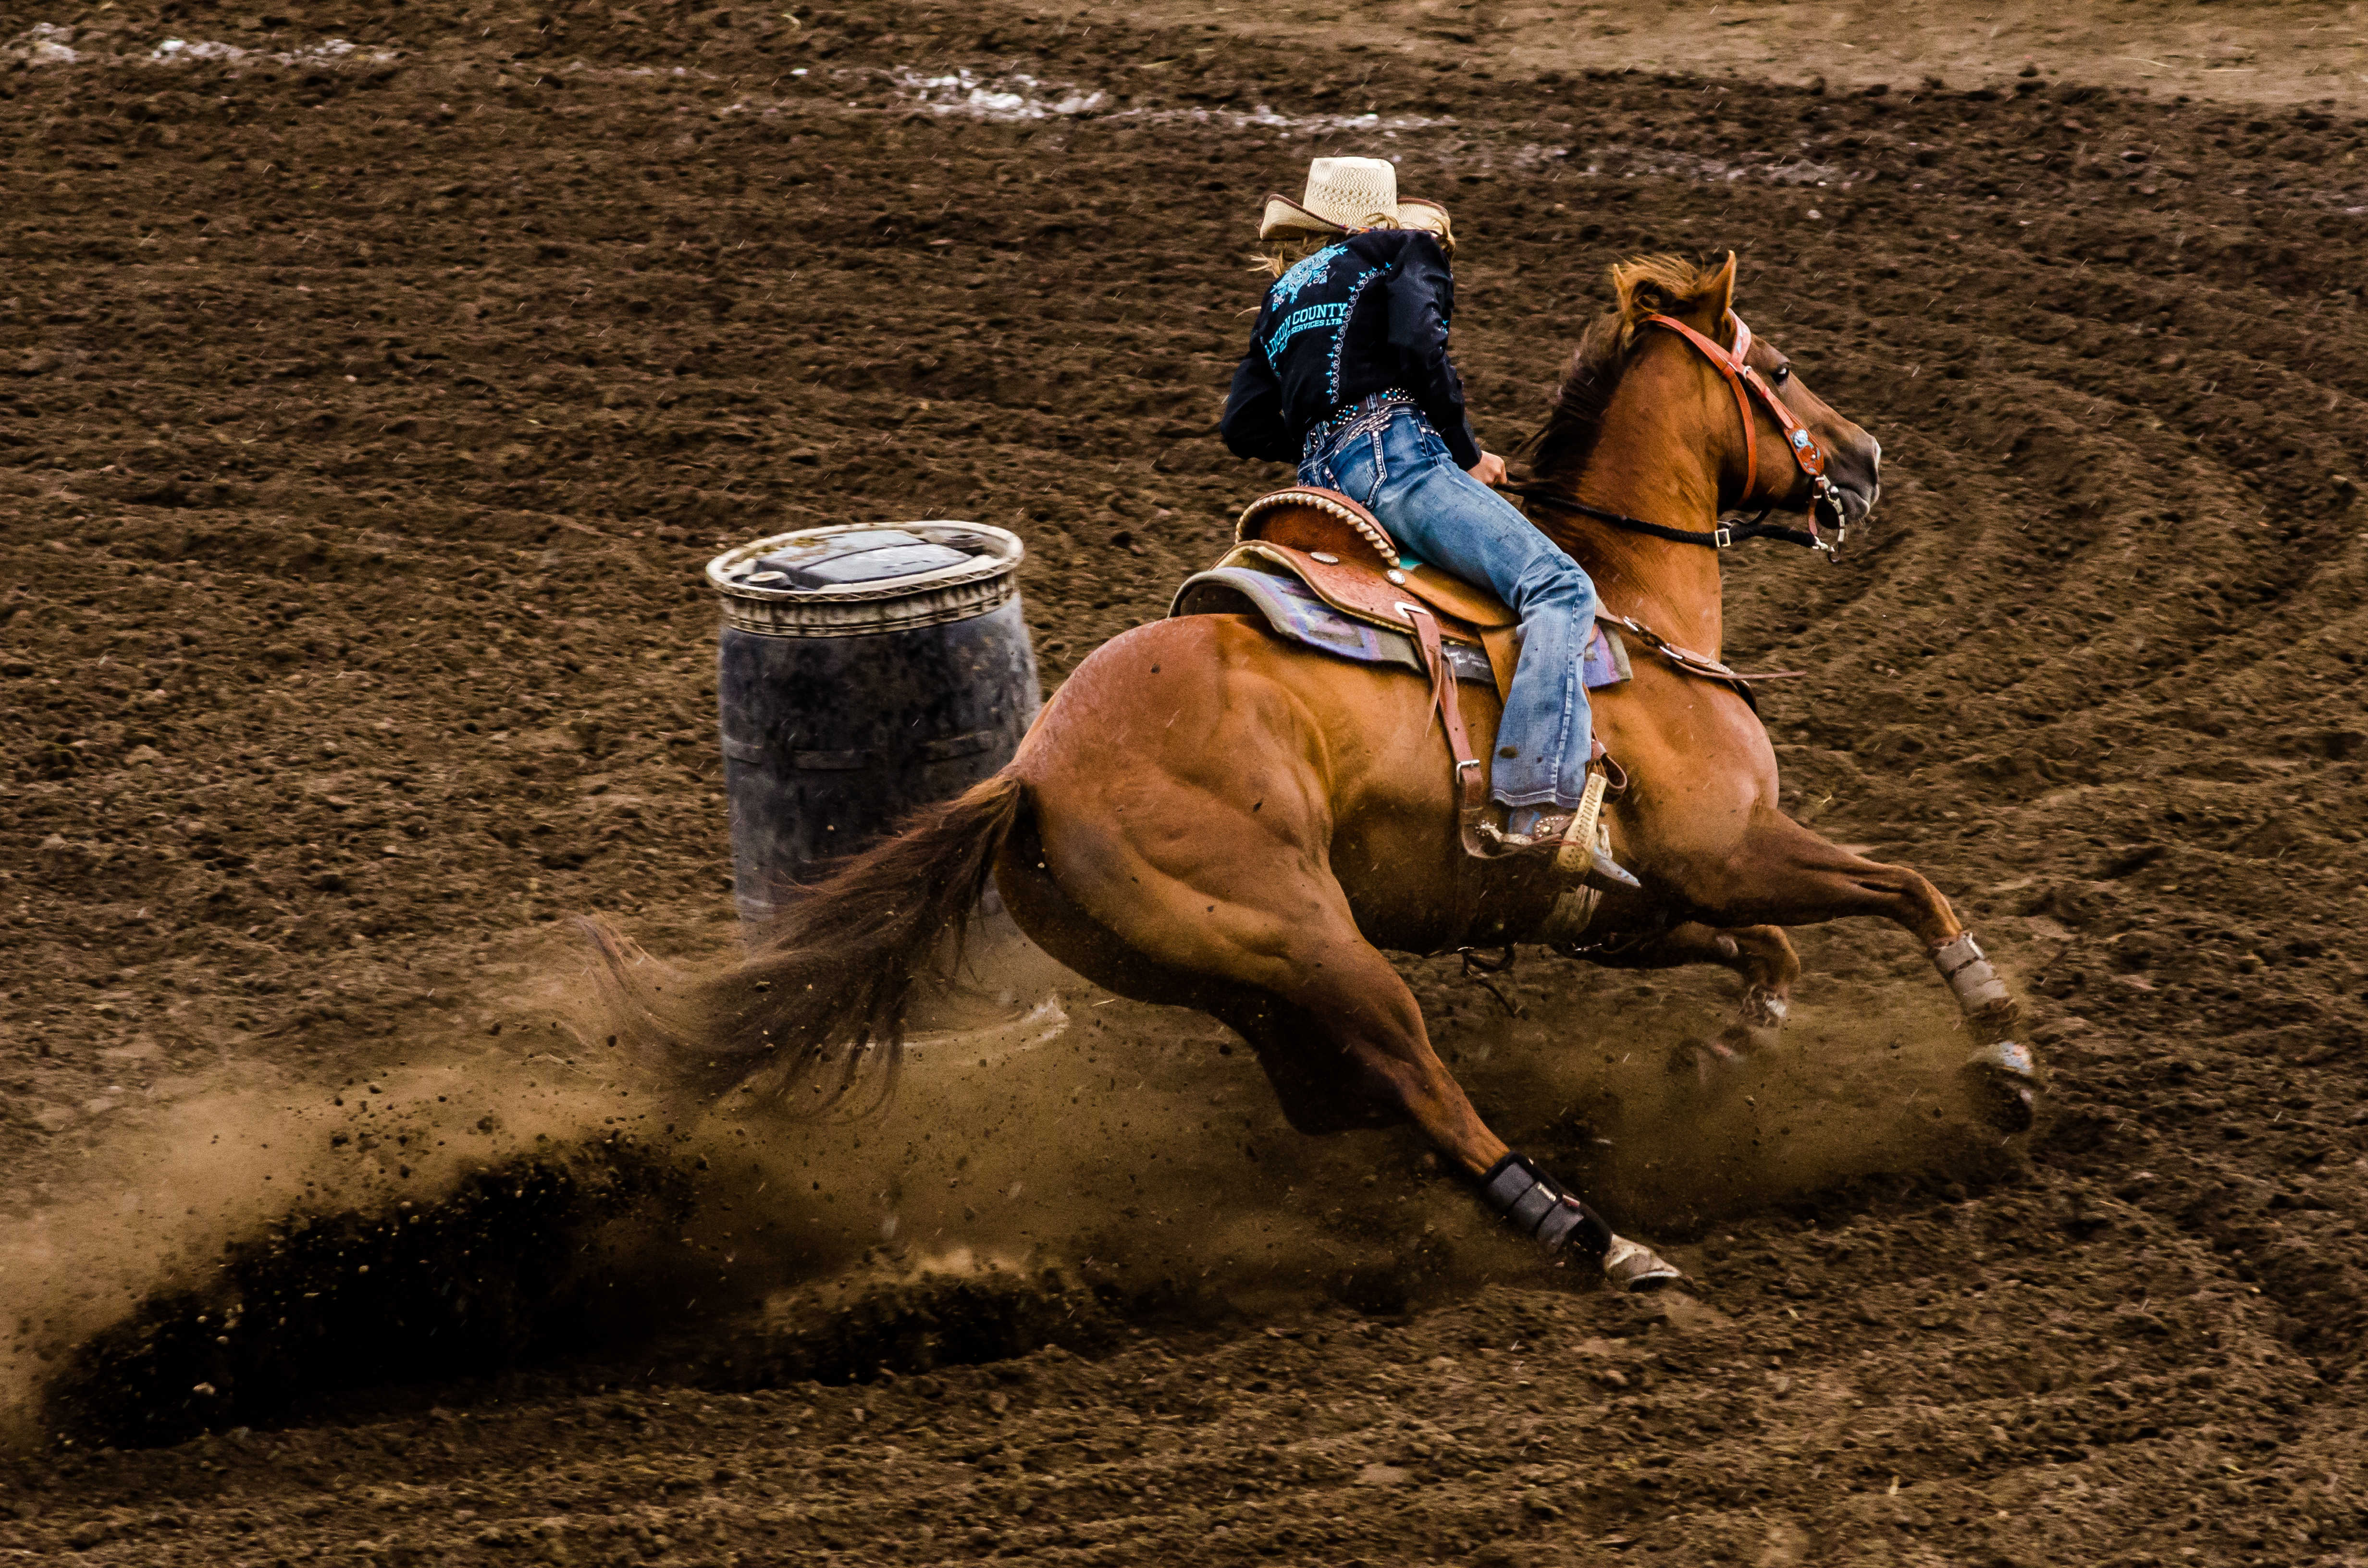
<box><xmin>1511</xmin><ymin>309</ymin><xmax>1853</xmax><ymax>563</ymax></box>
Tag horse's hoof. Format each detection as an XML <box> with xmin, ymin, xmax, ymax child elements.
<box><xmin>1667</xmin><ymin>1035</ymin><xmax>1740</xmax><ymax>1085</ymax></box>
<box><xmin>1603</xmin><ymin>1234</ymin><xmax>1685</xmax><ymax>1291</ymax></box>
<box><xmin>1958</xmin><ymin>1040</ymin><xmax>2037</xmax><ymax>1134</ymax></box>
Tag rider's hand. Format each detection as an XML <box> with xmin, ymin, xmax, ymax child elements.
<box><xmin>1468</xmin><ymin>450</ymin><xmax>1507</xmax><ymax>487</ymax></box>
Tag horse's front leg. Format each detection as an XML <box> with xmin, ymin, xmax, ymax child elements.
<box><xmin>1580</xmin><ymin>921</ymin><xmax>1801</xmax><ymax>1081</ymax></box>
<box><xmin>1653</xmin><ymin>807</ymin><xmax>2034</xmax><ymax>1131</ymax></box>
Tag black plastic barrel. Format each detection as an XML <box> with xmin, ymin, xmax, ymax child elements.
<box><xmin>708</xmin><ymin>522</ymin><xmax>1040</xmax><ymax>931</ymax></box>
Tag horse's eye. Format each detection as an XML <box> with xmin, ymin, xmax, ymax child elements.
<box><xmin>1772</xmin><ymin>365</ymin><xmax>1792</xmax><ymax>385</ymax></box>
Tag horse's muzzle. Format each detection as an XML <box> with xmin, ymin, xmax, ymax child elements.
<box><xmin>1829</xmin><ymin>434</ymin><xmax>1881</xmax><ymax>525</ymax></box>
<box><xmin>1833</xmin><ymin>478</ymin><xmax>1879</xmax><ymax>526</ymax></box>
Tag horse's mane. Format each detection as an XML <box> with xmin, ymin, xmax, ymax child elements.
<box><xmin>1517</xmin><ymin>253</ymin><xmax>1727</xmax><ymax>482</ymax></box>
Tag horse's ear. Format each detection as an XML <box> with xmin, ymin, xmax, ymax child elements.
<box><xmin>1702</xmin><ymin>250</ymin><xmax>1739</xmax><ymax>324</ymax></box>
<box><xmin>1620</xmin><ymin>270</ymin><xmax>1684</xmax><ymax>324</ymax></box>
<box><xmin>1614</xmin><ymin>252</ymin><xmax>1738</xmax><ymax>331</ymax></box>
<box><xmin>1660</xmin><ymin>252</ymin><xmax>1737</xmax><ymax>331</ymax></box>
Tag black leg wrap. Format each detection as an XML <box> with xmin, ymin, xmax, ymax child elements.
<box><xmin>1479</xmin><ymin>1152</ymin><xmax>1613</xmax><ymax>1261</ymax></box>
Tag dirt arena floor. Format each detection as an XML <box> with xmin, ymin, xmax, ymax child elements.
<box><xmin>4</xmin><ymin>0</ymin><xmax>2368</xmax><ymax>1562</ymax></box>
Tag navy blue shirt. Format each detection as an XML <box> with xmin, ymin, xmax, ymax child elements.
<box><xmin>1219</xmin><ymin>228</ymin><xmax>1483</xmax><ymax>469</ymax></box>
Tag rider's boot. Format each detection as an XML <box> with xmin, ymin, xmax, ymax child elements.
<box><xmin>1476</xmin><ymin>805</ymin><xmax>1640</xmax><ymax>890</ymax></box>
<box><xmin>1471</xmin><ymin>746</ymin><xmax>1638</xmax><ymax>888</ymax></box>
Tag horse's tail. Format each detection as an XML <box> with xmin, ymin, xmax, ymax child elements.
<box><xmin>581</xmin><ymin>772</ymin><xmax>1028</xmax><ymax>1114</ymax></box>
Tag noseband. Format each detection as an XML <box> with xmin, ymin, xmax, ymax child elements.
<box><xmin>1514</xmin><ymin>309</ymin><xmax>1855</xmax><ymax>562</ymax></box>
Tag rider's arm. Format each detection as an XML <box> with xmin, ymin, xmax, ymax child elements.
<box><xmin>1384</xmin><ymin>233</ymin><xmax>1484</xmax><ymax>470</ymax></box>
<box><xmin>1220</xmin><ymin>349</ymin><xmax>1296</xmax><ymax>463</ymax></box>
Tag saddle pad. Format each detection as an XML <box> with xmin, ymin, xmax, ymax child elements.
<box><xmin>1172</xmin><ymin>565</ymin><xmax>1631</xmax><ymax>692</ymax></box>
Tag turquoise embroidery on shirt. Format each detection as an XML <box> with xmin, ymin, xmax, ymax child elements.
<box><xmin>1264</xmin><ymin>302</ymin><xmax>1353</xmax><ymax>361</ymax></box>
<box><xmin>1254</xmin><ymin>243</ymin><xmax>1407</xmax><ymax>399</ymax></box>
<box><xmin>1325</xmin><ymin>265</ymin><xmax>1390</xmax><ymax>399</ymax></box>
<box><xmin>1270</xmin><ymin>243</ymin><xmax>1347</xmax><ymax>308</ymax></box>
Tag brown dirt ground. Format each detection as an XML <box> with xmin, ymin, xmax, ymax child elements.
<box><xmin>1032</xmin><ymin>0</ymin><xmax>2368</xmax><ymax>110</ymax></box>
<box><xmin>4</xmin><ymin>0</ymin><xmax>2368</xmax><ymax>1563</ymax></box>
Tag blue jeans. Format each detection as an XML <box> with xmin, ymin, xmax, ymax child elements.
<box><xmin>1299</xmin><ymin>407</ymin><xmax>1598</xmax><ymax>810</ymax></box>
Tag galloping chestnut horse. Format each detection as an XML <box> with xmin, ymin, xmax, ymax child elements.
<box><xmin>590</xmin><ymin>253</ymin><xmax>2034</xmax><ymax>1290</ymax></box>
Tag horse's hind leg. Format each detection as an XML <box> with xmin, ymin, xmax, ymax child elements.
<box><xmin>997</xmin><ymin>823</ymin><xmax>1392</xmax><ymax>1136</ymax></box>
<box><xmin>1018</xmin><ymin>809</ymin><xmax>1678</xmax><ymax>1288</ymax></box>
<box><xmin>1249</xmin><ymin>925</ymin><xmax>1507</xmax><ymax>1174</ymax></box>
<box><xmin>1585</xmin><ymin>921</ymin><xmax>1800</xmax><ymax>1081</ymax></box>
<box><xmin>1243</xmin><ymin>921</ymin><xmax>1682</xmax><ymax>1288</ymax></box>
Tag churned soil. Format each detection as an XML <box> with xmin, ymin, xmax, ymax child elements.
<box><xmin>3</xmin><ymin>0</ymin><xmax>2368</xmax><ymax>1563</ymax></box>
<box><xmin>1036</xmin><ymin>0</ymin><xmax>2368</xmax><ymax>111</ymax></box>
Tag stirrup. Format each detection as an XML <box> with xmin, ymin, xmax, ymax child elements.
<box><xmin>1469</xmin><ymin>810</ymin><xmax>1639</xmax><ymax>890</ymax></box>
<box><xmin>1556</xmin><ymin>761</ymin><xmax>1638</xmax><ymax>891</ymax></box>
<box><xmin>1574</xmin><ymin>839</ymin><xmax>1640</xmax><ymax>893</ymax></box>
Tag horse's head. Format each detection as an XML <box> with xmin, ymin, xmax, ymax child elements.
<box><xmin>1528</xmin><ymin>253</ymin><xmax>1883</xmax><ymax>535</ymax></box>
<box><xmin>1616</xmin><ymin>252</ymin><xmax>1882</xmax><ymax>528</ymax></box>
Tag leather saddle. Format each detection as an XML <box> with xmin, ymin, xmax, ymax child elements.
<box><xmin>1193</xmin><ymin>487</ymin><xmax>1515</xmax><ymax>856</ymax></box>
<box><xmin>1214</xmin><ymin>487</ymin><xmax>1524</xmax><ymax>701</ymax></box>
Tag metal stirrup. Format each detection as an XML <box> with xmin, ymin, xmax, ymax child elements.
<box><xmin>1479</xmin><ymin>1152</ymin><xmax>1613</xmax><ymax>1260</ymax></box>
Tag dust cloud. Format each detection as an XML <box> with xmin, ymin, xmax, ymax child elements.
<box><xmin>3</xmin><ymin>919</ymin><xmax>1991</xmax><ymax>1449</ymax></box>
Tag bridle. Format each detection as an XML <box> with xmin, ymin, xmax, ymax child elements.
<box><xmin>1514</xmin><ymin>309</ymin><xmax>1856</xmax><ymax>563</ymax></box>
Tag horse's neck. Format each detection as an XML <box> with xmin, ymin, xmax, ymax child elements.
<box><xmin>1538</xmin><ymin>420</ymin><xmax>1729</xmax><ymax>658</ymax></box>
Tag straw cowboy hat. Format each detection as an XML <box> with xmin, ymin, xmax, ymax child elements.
<box><xmin>1258</xmin><ymin>156</ymin><xmax>1451</xmax><ymax>240</ymax></box>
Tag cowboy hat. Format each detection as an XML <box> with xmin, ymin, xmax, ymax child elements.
<box><xmin>1258</xmin><ymin>156</ymin><xmax>1451</xmax><ymax>240</ymax></box>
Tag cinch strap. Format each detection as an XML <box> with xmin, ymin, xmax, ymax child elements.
<box><xmin>1398</xmin><ymin>603</ymin><xmax>1491</xmax><ymax>858</ymax></box>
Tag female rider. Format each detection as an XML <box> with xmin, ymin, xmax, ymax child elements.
<box><xmin>1220</xmin><ymin>156</ymin><xmax>1634</xmax><ymax>890</ymax></box>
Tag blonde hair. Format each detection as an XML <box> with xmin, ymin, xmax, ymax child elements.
<box><xmin>1247</xmin><ymin>234</ymin><xmax>1338</xmax><ymax>280</ymax></box>
<box><xmin>1246</xmin><ymin>220</ymin><xmax>1458</xmax><ymax>280</ymax></box>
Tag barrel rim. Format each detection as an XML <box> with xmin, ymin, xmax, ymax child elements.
<box><xmin>707</xmin><ymin>521</ymin><xmax>1024</xmax><ymax>606</ymax></box>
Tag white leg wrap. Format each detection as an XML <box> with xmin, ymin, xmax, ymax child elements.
<box><xmin>1932</xmin><ymin>932</ymin><xmax>2012</xmax><ymax>1015</ymax></box>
